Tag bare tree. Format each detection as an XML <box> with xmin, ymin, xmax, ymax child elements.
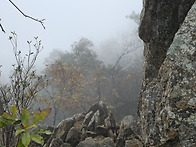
<box><xmin>126</xmin><ymin>11</ymin><xmax>140</xmax><ymax>25</ymax></box>
<box><xmin>0</xmin><ymin>32</ymin><xmax>46</xmax><ymax>147</ymax></box>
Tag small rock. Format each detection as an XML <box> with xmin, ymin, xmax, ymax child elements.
<box><xmin>76</xmin><ymin>137</ymin><xmax>114</xmax><ymax>147</ymax></box>
<box><xmin>125</xmin><ymin>139</ymin><xmax>143</xmax><ymax>147</ymax></box>
<box><xmin>66</xmin><ymin>127</ymin><xmax>81</xmax><ymax>146</ymax></box>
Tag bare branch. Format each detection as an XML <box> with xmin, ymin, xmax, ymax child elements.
<box><xmin>9</xmin><ymin>0</ymin><xmax>45</xmax><ymax>29</ymax></box>
<box><xmin>112</xmin><ymin>42</ymin><xmax>132</xmax><ymax>71</ymax></box>
<box><xmin>0</xmin><ymin>19</ymin><xmax>6</xmax><ymax>33</ymax></box>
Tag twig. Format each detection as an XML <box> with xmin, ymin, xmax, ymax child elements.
<box><xmin>0</xmin><ymin>19</ymin><xmax>6</xmax><ymax>33</ymax></box>
<box><xmin>9</xmin><ymin>0</ymin><xmax>45</xmax><ymax>29</ymax></box>
<box><xmin>112</xmin><ymin>42</ymin><xmax>132</xmax><ymax>71</ymax></box>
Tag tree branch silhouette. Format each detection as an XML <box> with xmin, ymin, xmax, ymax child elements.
<box><xmin>1</xmin><ymin>1</ymin><xmax>45</xmax><ymax>33</ymax></box>
<box><xmin>0</xmin><ymin>20</ymin><xmax>6</xmax><ymax>33</ymax></box>
<box><xmin>9</xmin><ymin>0</ymin><xmax>45</xmax><ymax>29</ymax></box>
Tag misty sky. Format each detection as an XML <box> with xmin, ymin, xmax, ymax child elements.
<box><xmin>0</xmin><ymin>0</ymin><xmax>142</xmax><ymax>82</ymax></box>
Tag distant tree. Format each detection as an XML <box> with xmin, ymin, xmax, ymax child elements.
<box><xmin>99</xmin><ymin>41</ymin><xmax>143</xmax><ymax>119</ymax></box>
<box><xmin>42</xmin><ymin>38</ymin><xmax>104</xmax><ymax>125</ymax></box>
<box><xmin>43</xmin><ymin>36</ymin><xmax>143</xmax><ymax>121</ymax></box>
<box><xmin>43</xmin><ymin>61</ymin><xmax>87</xmax><ymax>125</ymax></box>
<box><xmin>127</xmin><ymin>11</ymin><xmax>140</xmax><ymax>25</ymax></box>
<box><xmin>71</xmin><ymin>38</ymin><xmax>103</xmax><ymax>74</ymax></box>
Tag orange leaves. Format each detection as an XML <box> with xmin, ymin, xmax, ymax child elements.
<box><xmin>46</xmin><ymin>61</ymin><xmax>86</xmax><ymax>109</ymax></box>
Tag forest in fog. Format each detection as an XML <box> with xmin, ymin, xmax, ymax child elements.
<box><xmin>0</xmin><ymin>1</ymin><xmax>143</xmax><ymax>146</ymax></box>
<box><xmin>1</xmin><ymin>1</ymin><xmax>195</xmax><ymax>147</ymax></box>
<box><xmin>41</xmin><ymin>30</ymin><xmax>143</xmax><ymax>125</ymax></box>
<box><xmin>0</xmin><ymin>9</ymin><xmax>143</xmax><ymax>126</ymax></box>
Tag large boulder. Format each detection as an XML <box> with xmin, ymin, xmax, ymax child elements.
<box><xmin>116</xmin><ymin>115</ymin><xmax>142</xmax><ymax>147</ymax></box>
<box><xmin>44</xmin><ymin>117</ymin><xmax>75</xmax><ymax>147</ymax></box>
<box><xmin>139</xmin><ymin>0</ymin><xmax>195</xmax><ymax>84</ymax></box>
<box><xmin>65</xmin><ymin>127</ymin><xmax>81</xmax><ymax>146</ymax></box>
<box><xmin>138</xmin><ymin>1</ymin><xmax>196</xmax><ymax>146</ymax></box>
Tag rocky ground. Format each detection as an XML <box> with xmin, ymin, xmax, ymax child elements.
<box><xmin>34</xmin><ymin>101</ymin><xmax>142</xmax><ymax>147</ymax></box>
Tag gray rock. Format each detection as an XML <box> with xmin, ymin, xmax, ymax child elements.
<box><xmin>65</xmin><ymin>127</ymin><xmax>81</xmax><ymax>146</ymax></box>
<box><xmin>49</xmin><ymin>138</ymin><xmax>63</xmax><ymax>147</ymax></box>
<box><xmin>138</xmin><ymin>0</ymin><xmax>195</xmax><ymax>84</ymax></box>
<box><xmin>138</xmin><ymin>1</ymin><xmax>196</xmax><ymax>146</ymax></box>
<box><xmin>73</xmin><ymin>113</ymin><xmax>85</xmax><ymax>122</ymax></box>
<box><xmin>125</xmin><ymin>139</ymin><xmax>143</xmax><ymax>147</ymax></box>
<box><xmin>61</xmin><ymin>143</ymin><xmax>72</xmax><ymax>147</ymax></box>
<box><xmin>76</xmin><ymin>137</ymin><xmax>114</xmax><ymax>147</ymax></box>
<box><xmin>44</xmin><ymin>117</ymin><xmax>75</xmax><ymax>147</ymax></box>
<box><xmin>44</xmin><ymin>101</ymin><xmax>118</xmax><ymax>147</ymax></box>
<box><xmin>105</xmin><ymin>112</ymin><xmax>116</xmax><ymax>130</ymax></box>
<box><xmin>121</xmin><ymin>115</ymin><xmax>134</xmax><ymax>127</ymax></box>
<box><xmin>83</xmin><ymin>101</ymin><xmax>111</xmax><ymax>133</ymax></box>
<box><xmin>116</xmin><ymin>115</ymin><xmax>136</xmax><ymax>147</ymax></box>
<box><xmin>49</xmin><ymin>140</ymin><xmax>71</xmax><ymax>147</ymax></box>
<box><xmin>53</xmin><ymin>117</ymin><xmax>75</xmax><ymax>140</ymax></box>
<box><xmin>86</xmin><ymin>101</ymin><xmax>108</xmax><ymax>119</ymax></box>
<box><xmin>83</xmin><ymin>111</ymin><xmax>94</xmax><ymax>127</ymax></box>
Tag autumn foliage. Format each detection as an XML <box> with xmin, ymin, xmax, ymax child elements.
<box><xmin>42</xmin><ymin>37</ymin><xmax>142</xmax><ymax>123</ymax></box>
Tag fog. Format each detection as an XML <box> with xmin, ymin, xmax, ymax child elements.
<box><xmin>0</xmin><ymin>0</ymin><xmax>142</xmax><ymax>82</ymax></box>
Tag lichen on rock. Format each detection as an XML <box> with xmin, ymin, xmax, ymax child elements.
<box><xmin>138</xmin><ymin>1</ymin><xmax>196</xmax><ymax>146</ymax></box>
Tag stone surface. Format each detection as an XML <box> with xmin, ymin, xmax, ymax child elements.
<box><xmin>44</xmin><ymin>101</ymin><xmax>118</xmax><ymax>147</ymax></box>
<box><xmin>116</xmin><ymin>115</ymin><xmax>141</xmax><ymax>147</ymax></box>
<box><xmin>44</xmin><ymin>118</ymin><xmax>75</xmax><ymax>147</ymax></box>
<box><xmin>65</xmin><ymin>127</ymin><xmax>81</xmax><ymax>146</ymax></box>
<box><xmin>76</xmin><ymin>137</ymin><xmax>114</xmax><ymax>147</ymax></box>
<box><xmin>49</xmin><ymin>138</ymin><xmax>63</xmax><ymax>147</ymax></box>
<box><xmin>125</xmin><ymin>139</ymin><xmax>143</xmax><ymax>147</ymax></box>
<box><xmin>139</xmin><ymin>0</ymin><xmax>195</xmax><ymax>84</ymax></box>
<box><xmin>138</xmin><ymin>2</ymin><xmax>196</xmax><ymax>147</ymax></box>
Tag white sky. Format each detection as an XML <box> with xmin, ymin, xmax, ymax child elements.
<box><xmin>0</xmin><ymin>0</ymin><xmax>142</xmax><ymax>82</ymax></box>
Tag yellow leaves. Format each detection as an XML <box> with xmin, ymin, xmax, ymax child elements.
<box><xmin>46</xmin><ymin>61</ymin><xmax>86</xmax><ymax>109</ymax></box>
<box><xmin>0</xmin><ymin>105</ymin><xmax>51</xmax><ymax>147</ymax></box>
<box><xmin>16</xmin><ymin>107</ymin><xmax>51</xmax><ymax>147</ymax></box>
<box><xmin>10</xmin><ymin>105</ymin><xmax>17</xmax><ymax>119</ymax></box>
<box><xmin>33</xmin><ymin>108</ymin><xmax>51</xmax><ymax>124</ymax></box>
<box><xmin>37</xmin><ymin>98</ymin><xmax>50</xmax><ymax>104</ymax></box>
<box><xmin>0</xmin><ymin>105</ymin><xmax>18</xmax><ymax>128</ymax></box>
<box><xmin>21</xmin><ymin>108</ymin><xmax>29</xmax><ymax>127</ymax></box>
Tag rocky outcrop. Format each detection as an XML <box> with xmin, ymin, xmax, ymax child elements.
<box><xmin>43</xmin><ymin>101</ymin><xmax>142</xmax><ymax>147</ymax></box>
<box><xmin>77</xmin><ymin>137</ymin><xmax>114</xmax><ymax>147</ymax></box>
<box><xmin>138</xmin><ymin>1</ymin><xmax>196</xmax><ymax>147</ymax></box>
<box><xmin>139</xmin><ymin>0</ymin><xmax>195</xmax><ymax>85</ymax></box>
<box><xmin>44</xmin><ymin>101</ymin><xmax>129</xmax><ymax>147</ymax></box>
<box><xmin>116</xmin><ymin>115</ymin><xmax>142</xmax><ymax>147</ymax></box>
